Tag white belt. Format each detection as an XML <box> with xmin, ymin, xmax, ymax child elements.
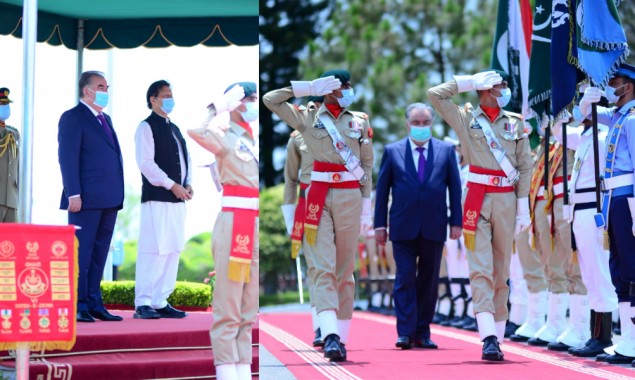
<box><xmin>553</xmin><ymin>182</ymin><xmax>564</xmax><ymax>196</ymax></box>
<box><xmin>311</xmin><ymin>171</ymin><xmax>358</xmax><ymax>183</ymax></box>
<box><xmin>467</xmin><ymin>172</ymin><xmax>514</xmax><ymax>187</ymax></box>
<box><xmin>221</xmin><ymin>196</ymin><xmax>259</xmax><ymax>210</ymax></box>
<box><xmin>603</xmin><ymin>173</ymin><xmax>635</xmax><ymax>190</ymax></box>
<box><xmin>569</xmin><ymin>191</ymin><xmax>596</xmax><ymax>204</ymax></box>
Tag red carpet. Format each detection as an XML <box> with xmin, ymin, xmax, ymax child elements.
<box><xmin>0</xmin><ymin>310</ymin><xmax>259</xmax><ymax>379</ymax></box>
<box><xmin>261</xmin><ymin>311</ymin><xmax>635</xmax><ymax>380</ymax></box>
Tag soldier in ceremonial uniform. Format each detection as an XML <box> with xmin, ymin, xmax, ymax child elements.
<box><xmin>550</xmin><ymin>101</ymin><xmax>618</xmax><ymax>357</ymax></box>
<box><xmin>578</xmin><ymin>63</ymin><xmax>635</xmax><ymax>365</ymax></box>
<box><xmin>0</xmin><ymin>88</ymin><xmax>18</xmax><ymax>222</ymax></box>
<box><xmin>188</xmin><ymin>82</ymin><xmax>258</xmax><ymax>380</ymax></box>
<box><xmin>428</xmin><ymin>70</ymin><xmax>532</xmax><ymax>361</ymax></box>
<box><xmin>264</xmin><ymin>70</ymin><xmax>374</xmax><ymax>362</ymax></box>
<box><xmin>280</xmin><ymin>96</ymin><xmax>324</xmax><ymax>347</ymax></box>
<box><xmin>525</xmin><ymin>137</ymin><xmax>588</xmax><ymax>350</ymax></box>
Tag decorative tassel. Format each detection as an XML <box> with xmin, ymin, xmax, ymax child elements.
<box><xmin>305</xmin><ymin>225</ymin><xmax>318</xmax><ymax>246</ymax></box>
<box><xmin>512</xmin><ymin>241</ymin><xmax>516</xmax><ymax>254</ymax></box>
<box><xmin>572</xmin><ymin>250</ymin><xmax>579</xmax><ymax>265</ymax></box>
<box><xmin>531</xmin><ymin>235</ymin><xmax>536</xmax><ymax>250</ymax></box>
<box><xmin>228</xmin><ymin>259</ymin><xmax>250</xmax><ymax>283</ymax></box>
<box><xmin>551</xmin><ymin>237</ymin><xmax>555</xmax><ymax>252</ymax></box>
<box><xmin>603</xmin><ymin>231</ymin><xmax>610</xmax><ymax>250</ymax></box>
<box><xmin>464</xmin><ymin>232</ymin><xmax>475</xmax><ymax>251</ymax></box>
<box><xmin>291</xmin><ymin>240</ymin><xmax>301</xmax><ymax>259</ymax></box>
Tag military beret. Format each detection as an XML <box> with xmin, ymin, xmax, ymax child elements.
<box><xmin>225</xmin><ymin>82</ymin><xmax>257</xmax><ymax>99</ymax></box>
<box><xmin>614</xmin><ymin>63</ymin><xmax>635</xmax><ymax>81</ymax></box>
<box><xmin>320</xmin><ymin>69</ymin><xmax>351</xmax><ymax>84</ymax></box>
<box><xmin>308</xmin><ymin>96</ymin><xmax>324</xmax><ymax>103</ymax></box>
<box><xmin>0</xmin><ymin>87</ymin><xmax>12</xmax><ymax>104</ymax></box>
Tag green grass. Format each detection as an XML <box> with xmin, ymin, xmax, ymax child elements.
<box><xmin>259</xmin><ymin>291</ymin><xmax>304</xmax><ymax>307</ymax></box>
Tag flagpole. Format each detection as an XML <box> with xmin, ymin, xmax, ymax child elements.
<box><xmin>544</xmin><ymin>122</ymin><xmax>550</xmax><ymax>193</ymax></box>
<box><xmin>562</xmin><ymin>120</ymin><xmax>569</xmax><ymax>204</ymax></box>
<box><xmin>591</xmin><ymin>104</ymin><xmax>601</xmax><ymax>213</ymax></box>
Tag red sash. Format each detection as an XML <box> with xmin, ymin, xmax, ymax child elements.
<box><xmin>304</xmin><ymin>161</ymin><xmax>360</xmax><ymax>245</ymax></box>
<box><xmin>463</xmin><ymin>166</ymin><xmax>514</xmax><ymax>250</ymax></box>
<box><xmin>290</xmin><ymin>183</ymin><xmax>310</xmax><ymax>259</ymax></box>
<box><xmin>221</xmin><ymin>185</ymin><xmax>259</xmax><ymax>283</ymax></box>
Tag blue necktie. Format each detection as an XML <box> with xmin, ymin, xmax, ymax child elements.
<box><xmin>416</xmin><ymin>146</ymin><xmax>426</xmax><ymax>183</ymax></box>
<box><xmin>97</xmin><ymin>113</ymin><xmax>115</xmax><ymax>145</ymax></box>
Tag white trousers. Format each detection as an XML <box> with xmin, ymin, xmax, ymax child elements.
<box><xmin>134</xmin><ymin>249</ymin><xmax>181</xmax><ymax>308</ymax></box>
<box><xmin>572</xmin><ymin>208</ymin><xmax>618</xmax><ymax>312</ymax></box>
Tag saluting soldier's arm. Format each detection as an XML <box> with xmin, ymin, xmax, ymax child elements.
<box><xmin>263</xmin><ymin>87</ymin><xmax>311</xmax><ymax>133</ymax></box>
<box><xmin>515</xmin><ymin>132</ymin><xmax>532</xmax><ymax>198</ymax></box>
<box><xmin>283</xmin><ymin>135</ymin><xmax>301</xmax><ymax>205</ymax></box>
<box><xmin>427</xmin><ymin>81</ymin><xmax>470</xmax><ymax>144</ymax></box>
<box><xmin>187</xmin><ymin>107</ymin><xmax>229</xmax><ymax>157</ymax></box>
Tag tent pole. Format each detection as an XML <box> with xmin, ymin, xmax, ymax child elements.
<box><xmin>76</xmin><ymin>19</ymin><xmax>84</xmax><ymax>101</ymax></box>
<box><xmin>17</xmin><ymin>0</ymin><xmax>38</xmax><ymax>378</ymax></box>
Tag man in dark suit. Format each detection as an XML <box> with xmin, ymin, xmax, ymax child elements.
<box><xmin>58</xmin><ymin>71</ymin><xmax>125</xmax><ymax>323</ymax></box>
<box><xmin>375</xmin><ymin>102</ymin><xmax>462</xmax><ymax>349</ymax></box>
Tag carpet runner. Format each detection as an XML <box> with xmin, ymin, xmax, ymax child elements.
<box><xmin>0</xmin><ymin>310</ymin><xmax>259</xmax><ymax>379</ymax></box>
<box><xmin>261</xmin><ymin>310</ymin><xmax>635</xmax><ymax>380</ymax></box>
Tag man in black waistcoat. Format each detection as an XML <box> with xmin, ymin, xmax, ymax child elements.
<box><xmin>133</xmin><ymin>80</ymin><xmax>193</xmax><ymax>319</ymax></box>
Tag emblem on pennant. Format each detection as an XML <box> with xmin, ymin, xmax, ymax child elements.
<box><xmin>307</xmin><ymin>203</ymin><xmax>320</xmax><ymax>222</ymax></box>
<box><xmin>232</xmin><ymin>234</ymin><xmax>250</xmax><ymax>255</ymax></box>
<box><xmin>465</xmin><ymin>210</ymin><xmax>478</xmax><ymax>228</ymax></box>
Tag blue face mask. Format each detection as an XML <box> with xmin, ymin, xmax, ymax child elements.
<box><xmin>240</xmin><ymin>101</ymin><xmax>259</xmax><ymax>122</ymax></box>
<box><xmin>0</xmin><ymin>105</ymin><xmax>10</xmax><ymax>121</ymax></box>
<box><xmin>604</xmin><ymin>83</ymin><xmax>626</xmax><ymax>104</ymax></box>
<box><xmin>495</xmin><ymin>88</ymin><xmax>511</xmax><ymax>108</ymax></box>
<box><xmin>409</xmin><ymin>126</ymin><xmax>431</xmax><ymax>142</ymax></box>
<box><xmin>337</xmin><ymin>88</ymin><xmax>355</xmax><ymax>108</ymax></box>
<box><xmin>90</xmin><ymin>89</ymin><xmax>109</xmax><ymax>108</ymax></box>
<box><xmin>161</xmin><ymin>98</ymin><xmax>175</xmax><ymax>114</ymax></box>
<box><xmin>571</xmin><ymin>105</ymin><xmax>585</xmax><ymax>126</ymax></box>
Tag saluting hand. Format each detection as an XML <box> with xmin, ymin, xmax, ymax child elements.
<box><xmin>291</xmin><ymin>76</ymin><xmax>342</xmax><ymax>97</ymax></box>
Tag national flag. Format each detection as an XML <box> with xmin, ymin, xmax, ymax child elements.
<box><xmin>550</xmin><ymin>0</ymin><xmax>583</xmax><ymax>118</ymax></box>
<box><xmin>491</xmin><ymin>0</ymin><xmax>533</xmax><ymax>116</ymax></box>
<box><xmin>574</xmin><ymin>0</ymin><xmax>629</xmax><ymax>88</ymax></box>
<box><xmin>527</xmin><ymin>0</ymin><xmax>552</xmax><ymax>119</ymax></box>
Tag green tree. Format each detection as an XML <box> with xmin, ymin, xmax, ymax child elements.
<box><xmin>301</xmin><ymin>0</ymin><xmax>496</xmax><ymax>144</ymax></box>
<box><xmin>259</xmin><ymin>184</ymin><xmax>296</xmax><ymax>294</ymax></box>
<box><xmin>259</xmin><ymin>0</ymin><xmax>331</xmax><ymax>187</ymax></box>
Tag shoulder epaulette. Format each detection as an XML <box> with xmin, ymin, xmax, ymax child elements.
<box><xmin>504</xmin><ymin>111</ymin><xmax>524</xmax><ymax>120</ymax></box>
<box><xmin>350</xmin><ymin>111</ymin><xmax>369</xmax><ymax>120</ymax></box>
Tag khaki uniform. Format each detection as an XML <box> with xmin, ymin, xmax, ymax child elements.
<box><xmin>264</xmin><ymin>87</ymin><xmax>373</xmax><ymax>321</ymax></box>
<box><xmin>187</xmin><ymin>117</ymin><xmax>259</xmax><ymax>366</ymax></box>
<box><xmin>0</xmin><ymin>125</ymin><xmax>18</xmax><ymax>222</ymax></box>
<box><xmin>428</xmin><ymin>80</ymin><xmax>531</xmax><ymax>321</ymax></box>
<box><xmin>283</xmin><ymin>129</ymin><xmax>317</xmax><ymax>306</ymax></box>
<box><xmin>532</xmin><ymin>148</ymin><xmax>586</xmax><ymax>295</ymax></box>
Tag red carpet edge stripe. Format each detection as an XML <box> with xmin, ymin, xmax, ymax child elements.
<box><xmin>260</xmin><ymin>320</ymin><xmax>362</xmax><ymax>380</ymax></box>
<box><xmin>356</xmin><ymin>312</ymin><xmax>634</xmax><ymax>380</ymax></box>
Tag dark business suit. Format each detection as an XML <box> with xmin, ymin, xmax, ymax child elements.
<box><xmin>375</xmin><ymin>137</ymin><xmax>462</xmax><ymax>340</ymax></box>
<box><xmin>58</xmin><ymin>102</ymin><xmax>124</xmax><ymax>313</ymax></box>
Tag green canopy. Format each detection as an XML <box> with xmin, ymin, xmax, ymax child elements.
<box><xmin>0</xmin><ymin>0</ymin><xmax>258</xmax><ymax>49</ymax></box>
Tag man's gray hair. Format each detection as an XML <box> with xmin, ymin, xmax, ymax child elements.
<box><xmin>405</xmin><ymin>102</ymin><xmax>435</xmax><ymax>120</ymax></box>
<box><xmin>78</xmin><ymin>71</ymin><xmax>105</xmax><ymax>99</ymax></box>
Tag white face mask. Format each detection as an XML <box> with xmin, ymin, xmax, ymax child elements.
<box><xmin>240</xmin><ymin>101</ymin><xmax>258</xmax><ymax>122</ymax></box>
<box><xmin>494</xmin><ymin>88</ymin><xmax>512</xmax><ymax>108</ymax></box>
<box><xmin>604</xmin><ymin>83</ymin><xmax>627</xmax><ymax>104</ymax></box>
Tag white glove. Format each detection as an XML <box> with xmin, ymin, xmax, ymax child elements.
<box><xmin>454</xmin><ymin>71</ymin><xmax>502</xmax><ymax>93</ymax></box>
<box><xmin>280</xmin><ymin>204</ymin><xmax>296</xmax><ymax>236</ymax></box>
<box><xmin>562</xmin><ymin>203</ymin><xmax>574</xmax><ymax>224</ymax></box>
<box><xmin>291</xmin><ymin>76</ymin><xmax>342</xmax><ymax>98</ymax></box>
<box><xmin>211</xmin><ymin>85</ymin><xmax>245</xmax><ymax>114</ymax></box>
<box><xmin>514</xmin><ymin>197</ymin><xmax>531</xmax><ymax>235</ymax></box>
<box><xmin>360</xmin><ymin>198</ymin><xmax>373</xmax><ymax>236</ymax></box>
<box><xmin>539</xmin><ymin>113</ymin><xmax>552</xmax><ymax>133</ymax></box>
<box><xmin>628</xmin><ymin>198</ymin><xmax>635</xmax><ymax>236</ymax></box>
<box><xmin>579</xmin><ymin>86</ymin><xmax>602</xmax><ymax>118</ymax></box>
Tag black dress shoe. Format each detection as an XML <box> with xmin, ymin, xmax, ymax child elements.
<box><xmin>527</xmin><ymin>337</ymin><xmax>550</xmax><ymax>346</ymax></box>
<box><xmin>313</xmin><ymin>328</ymin><xmax>324</xmax><ymax>347</ymax></box>
<box><xmin>134</xmin><ymin>305</ymin><xmax>161</xmax><ymax>319</ymax></box>
<box><xmin>323</xmin><ymin>334</ymin><xmax>344</xmax><ymax>361</ymax></box>
<box><xmin>90</xmin><ymin>309</ymin><xmax>123</xmax><ymax>321</ymax></box>
<box><xmin>414</xmin><ymin>338</ymin><xmax>438</xmax><ymax>349</ymax></box>
<box><xmin>462</xmin><ymin>318</ymin><xmax>478</xmax><ymax>332</ymax></box>
<box><xmin>509</xmin><ymin>333</ymin><xmax>529</xmax><ymax>342</ymax></box>
<box><xmin>605</xmin><ymin>352</ymin><xmax>635</xmax><ymax>364</ymax></box>
<box><xmin>596</xmin><ymin>353</ymin><xmax>610</xmax><ymax>362</ymax></box>
<box><xmin>482</xmin><ymin>335</ymin><xmax>504</xmax><ymax>361</ymax></box>
<box><xmin>154</xmin><ymin>304</ymin><xmax>187</xmax><ymax>318</ymax></box>
<box><xmin>395</xmin><ymin>336</ymin><xmax>414</xmax><ymax>350</ymax></box>
<box><xmin>569</xmin><ymin>339</ymin><xmax>613</xmax><ymax>357</ymax></box>
<box><xmin>547</xmin><ymin>341</ymin><xmax>570</xmax><ymax>351</ymax></box>
<box><xmin>331</xmin><ymin>343</ymin><xmax>347</xmax><ymax>362</ymax></box>
<box><xmin>76</xmin><ymin>311</ymin><xmax>95</xmax><ymax>323</ymax></box>
<box><xmin>504</xmin><ymin>322</ymin><xmax>520</xmax><ymax>338</ymax></box>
